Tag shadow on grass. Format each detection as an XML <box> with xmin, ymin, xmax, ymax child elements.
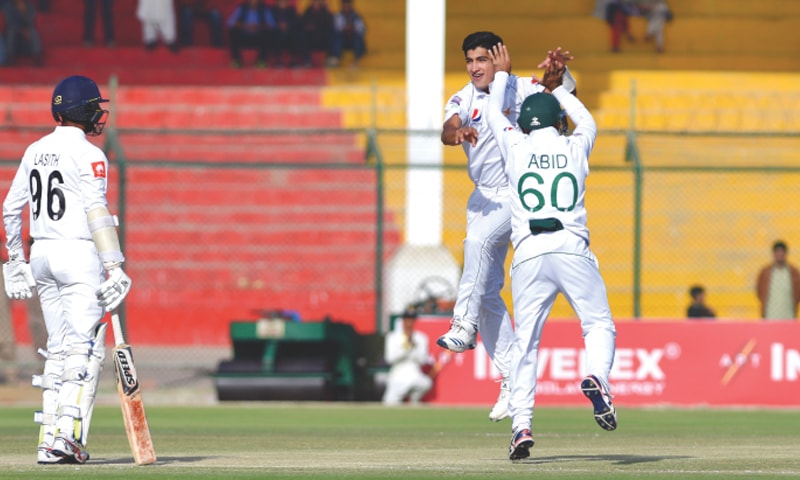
<box><xmin>92</xmin><ymin>456</ymin><xmax>214</xmax><ymax>465</ymax></box>
<box><xmin>513</xmin><ymin>454</ymin><xmax>693</xmax><ymax>466</ymax></box>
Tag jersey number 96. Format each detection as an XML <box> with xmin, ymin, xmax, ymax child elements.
<box><xmin>30</xmin><ymin>170</ymin><xmax>66</xmax><ymax>221</ymax></box>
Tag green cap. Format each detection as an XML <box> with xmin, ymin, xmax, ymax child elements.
<box><xmin>517</xmin><ymin>92</ymin><xmax>562</xmax><ymax>132</ymax></box>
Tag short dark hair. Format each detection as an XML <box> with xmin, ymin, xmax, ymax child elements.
<box><xmin>689</xmin><ymin>285</ymin><xmax>705</xmax><ymax>298</ymax></box>
<box><xmin>461</xmin><ymin>31</ymin><xmax>503</xmax><ymax>55</ymax></box>
<box><xmin>401</xmin><ymin>306</ymin><xmax>418</xmax><ymax>320</ymax></box>
<box><xmin>773</xmin><ymin>240</ymin><xmax>787</xmax><ymax>252</ymax></box>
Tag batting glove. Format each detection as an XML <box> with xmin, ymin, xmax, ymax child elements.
<box><xmin>3</xmin><ymin>260</ymin><xmax>36</xmax><ymax>300</ymax></box>
<box><xmin>96</xmin><ymin>267</ymin><xmax>132</xmax><ymax>312</ymax></box>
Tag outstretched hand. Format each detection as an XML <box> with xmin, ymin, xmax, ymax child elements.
<box><xmin>489</xmin><ymin>42</ymin><xmax>511</xmax><ymax>74</ymax></box>
<box><xmin>537</xmin><ymin>47</ymin><xmax>573</xmax><ymax>70</ymax></box>
<box><xmin>541</xmin><ymin>61</ymin><xmax>565</xmax><ymax>92</ymax></box>
<box><xmin>534</xmin><ymin>47</ymin><xmax>572</xmax><ymax>91</ymax></box>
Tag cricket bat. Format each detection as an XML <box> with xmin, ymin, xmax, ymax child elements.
<box><xmin>110</xmin><ymin>311</ymin><xmax>157</xmax><ymax>465</ymax></box>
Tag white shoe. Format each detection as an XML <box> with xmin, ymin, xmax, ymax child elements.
<box><xmin>37</xmin><ymin>446</ymin><xmax>63</xmax><ymax>465</ymax></box>
<box><xmin>51</xmin><ymin>436</ymin><xmax>90</xmax><ymax>464</ymax></box>
<box><xmin>436</xmin><ymin>317</ymin><xmax>477</xmax><ymax>353</ymax></box>
<box><xmin>489</xmin><ymin>377</ymin><xmax>510</xmax><ymax>422</ymax></box>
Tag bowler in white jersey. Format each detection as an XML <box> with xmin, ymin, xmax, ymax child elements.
<box><xmin>436</xmin><ymin>31</ymin><xmax>576</xmax><ymax>422</ymax></box>
<box><xmin>485</xmin><ymin>44</ymin><xmax>617</xmax><ymax>461</ymax></box>
<box><xmin>3</xmin><ymin>75</ymin><xmax>132</xmax><ymax>464</ymax></box>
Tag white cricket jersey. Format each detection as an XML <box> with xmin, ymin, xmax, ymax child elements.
<box><xmin>3</xmin><ymin>126</ymin><xmax>109</xmax><ymax>254</ymax></box>
<box><xmin>486</xmin><ymin>72</ymin><xmax>597</xmax><ymax>260</ymax></box>
<box><xmin>444</xmin><ymin>74</ymin><xmax>545</xmax><ymax>188</ymax></box>
<box><xmin>384</xmin><ymin>328</ymin><xmax>431</xmax><ymax>380</ymax></box>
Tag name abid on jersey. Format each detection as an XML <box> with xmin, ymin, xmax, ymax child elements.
<box><xmin>528</xmin><ymin>154</ymin><xmax>568</xmax><ymax>169</ymax></box>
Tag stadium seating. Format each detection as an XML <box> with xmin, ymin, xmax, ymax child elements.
<box><xmin>2</xmin><ymin>0</ymin><xmax>799</xmax><ymax>339</ymax></box>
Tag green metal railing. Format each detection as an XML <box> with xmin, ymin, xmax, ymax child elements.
<box><xmin>2</xmin><ymin>77</ymin><xmax>799</xmax><ymax>328</ymax></box>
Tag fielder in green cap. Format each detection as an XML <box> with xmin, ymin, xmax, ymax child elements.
<box><xmin>485</xmin><ymin>43</ymin><xmax>618</xmax><ymax>462</ymax></box>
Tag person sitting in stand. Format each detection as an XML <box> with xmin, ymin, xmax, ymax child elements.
<box><xmin>270</xmin><ymin>0</ymin><xmax>301</xmax><ymax>67</ymax></box>
<box><xmin>178</xmin><ymin>0</ymin><xmax>224</xmax><ymax>48</ymax></box>
<box><xmin>2</xmin><ymin>0</ymin><xmax>44</xmax><ymax>66</ymax></box>
<box><xmin>327</xmin><ymin>0</ymin><xmax>366</xmax><ymax>68</ymax></box>
<box><xmin>299</xmin><ymin>0</ymin><xmax>332</xmax><ymax>67</ymax></box>
<box><xmin>226</xmin><ymin>0</ymin><xmax>275</xmax><ymax>68</ymax></box>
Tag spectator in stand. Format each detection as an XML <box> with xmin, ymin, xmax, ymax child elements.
<box><xmin>640</xmin><ymin>0</ymin><xmax>672</xmax><ymax>53</ymax></box>
<box><xmin>83</xmin><ymin>0</ymin><xmax>115</xmax><ymax>47</ymax></box>
<box><xmin>226</xmin><ymin>0</ymin><xmax>275</xmax><ymax>68</ymax></box>
<box><xmin>327</xmin><ymin>0</ymin><xmax>366</xmax><ymax>68</ymax></box>
<box><xmin>2</xmin><ymin>0</ymin><xmax>44</xmax><ymax>66</ymax></box>
<box><xmin>687</xmin><ymin>285</ymin><xmax>715</xmax><ymax>319</ymax></box>
<box><xmin>271</xmin><ymin>0</ymin><xmax>300</xmax><ymax>67</ymax></box>
<box><xmin>601</xmin><ymin>0</ymin><xmax>634</xmax><ymax>53</ymax></box>
<box><xmin>756</xmin><ymin>240</ymin><xmax>800</xmax><ymax>320</ymax></box>
<box><xmin>178</xmin><ymin>0</ymin><xmax>224</xmax><ymax>48</ymax></box>
<box><xmin>299</xmin><ymin>0</ymin><xmax>333</xmax><ymax>67</ymax></box>
<box><xmin>137</xmin><ymin>0</ymin><xmax>180</xmax><ymax>52</ymax></box>
<box><xmin>0</xmin><ymin>35</ymin><xmax>6</xmax><ymax>66</ymax></box>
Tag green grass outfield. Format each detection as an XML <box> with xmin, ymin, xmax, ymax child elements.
<box><xmin>1</xmin><ymin>404</ymin><xmax>799</xmax><ymax>479</ymax></box>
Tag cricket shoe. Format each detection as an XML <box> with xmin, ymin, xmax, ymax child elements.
<box><xmin>508</xmin><ymin>427</ymin><xmax>534</xmax><ymax>461</ymax></box>
<box><xmin>581</xmin><ymin>374</ymin><xmax>617</xmax><ymax>431</ymax></box>
<box><xmin>50</xmin><ymin>436</ymin><xmax>90</xmax><ymax>464</ymax></box>
<box><xmin>37</xmin><ymin>446</ymin><xmax>64</xmax><ymax>465</ymax></box>
<box><xmin>436</xmin><ymin>317</ymin><xmax>477</xmax><ymax>353</ymax></box>
<box><xmin>489</xmin><ymin>377</ymin><xmax>510</xmax><ymax>422</ymax></box>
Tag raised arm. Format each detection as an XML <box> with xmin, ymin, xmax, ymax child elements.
<box><xmin>486</xmin><ymin>43</ymin><xmax>515</xmax><ymax>142</ymax></box>
<box><xmin>551</xmin><ymin>85</ymin><xmax>597</xmax><ymax>153</ymax></box>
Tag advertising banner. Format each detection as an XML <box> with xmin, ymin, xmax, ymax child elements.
<box><xmin>416</xmin><ymin>317</ymin><xmax>800</xmax><ymax>407</ymax></box>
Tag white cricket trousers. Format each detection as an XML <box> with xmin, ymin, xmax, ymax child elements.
<box><xmin>30</xmin><ymin>239</ymin><xmax>105</xmax><ymax>354</ymax></box>
<box><xmin>452</xmin><ymin>185</ymin><xmax>515</xmax><ymax>378</ymax></box>
<box><xmin>508</xmin><ymin>237</ymin><xmax>616</xmax><ymax>431</ymax></box>
<box><xmin>382</xmin><ymin>370</ymin><xmax>433</xmax><ymax>405</ymax></box>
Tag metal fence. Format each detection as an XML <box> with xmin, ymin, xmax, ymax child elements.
<box><xmin>0</xmin><ymin>124</ymin><xmax>798</xmax><ymax>387</ymax></box>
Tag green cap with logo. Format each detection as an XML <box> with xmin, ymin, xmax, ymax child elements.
<box><xmin>517</xmin><ymin>92</ymin><xmax>563</xmax><ymax>132</ymax></box>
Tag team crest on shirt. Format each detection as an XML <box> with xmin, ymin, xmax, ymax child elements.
<box><xmin>91</xmin><ymin>161</ymin><xmax>106</xmax><ymax>178</ymax></box>
<box><xmin>471</xmin><ymin>108</ymin><xmax>482</xmax><ymax>123</ymax></box>
<box><xmin>504</xmin><ymin>126</ymin><xmax>514</xmax><ymax>132</ymax></box>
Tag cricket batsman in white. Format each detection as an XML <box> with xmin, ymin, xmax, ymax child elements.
<box><xmin>3</xmin><ymin>75</ymin><xmax>132</xmax><ymax>464</ymax></box>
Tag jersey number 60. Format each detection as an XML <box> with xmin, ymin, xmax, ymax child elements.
<box><xmin>517</xmin><ymin>171</ymin><xmax>578</xmax><ymax>213</ymax></box>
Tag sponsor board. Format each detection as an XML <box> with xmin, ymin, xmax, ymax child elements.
<box><xmin>416</xmin><ymin>317</ymin><xmax>800</xmax><ymax>407</ymax></box>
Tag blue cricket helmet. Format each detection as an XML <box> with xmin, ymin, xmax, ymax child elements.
<box><xmin>51</xmin><ymin>75</ymin><xmax>109</xmax><ymax>135</ymax></box>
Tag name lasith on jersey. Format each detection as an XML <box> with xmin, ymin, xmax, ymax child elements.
<box><xmin>33</xmin><ymin>153</ymin><xmax>60</xmax><ymax>166</ymax></box>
